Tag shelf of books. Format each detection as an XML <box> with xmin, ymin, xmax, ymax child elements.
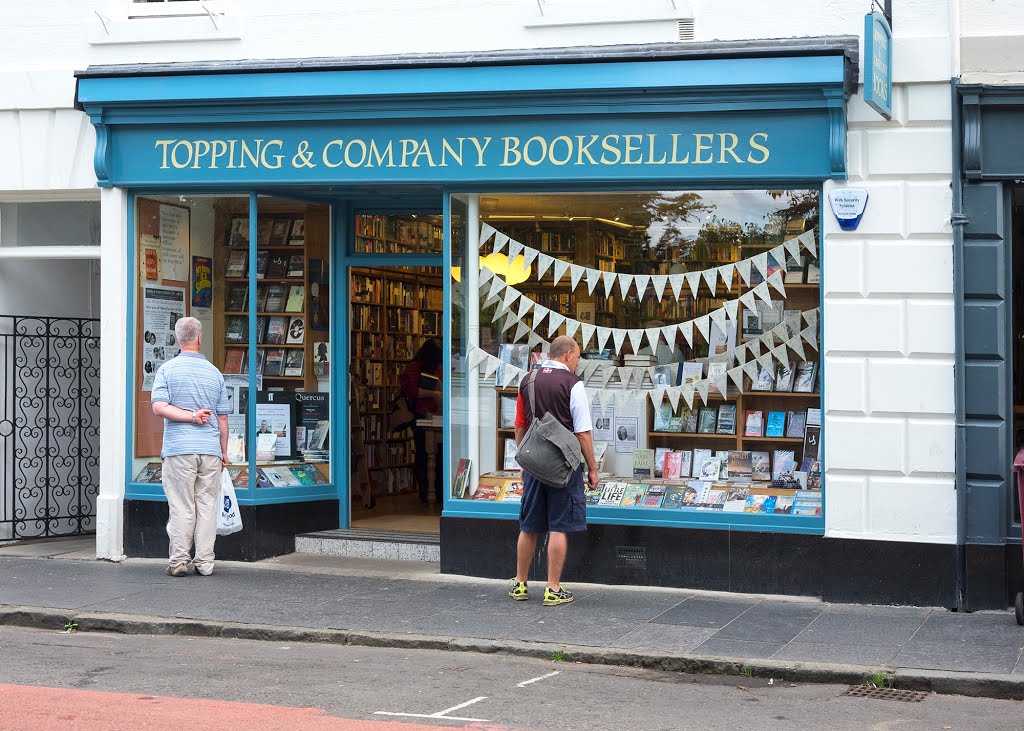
<box><xmin>350</xmin><ymin>265</ymin><xmax>443</xmax><ymax>498</ymax></box>
<box><xmin>354</xmin><ymin>214</ymin><xmax>443</xmax><ymax>254</ymax></box>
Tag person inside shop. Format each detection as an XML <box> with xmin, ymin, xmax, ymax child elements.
<box><xmin>401</xmin><ymin>338</ymin><xmax>443</xmax><ymax>504</ymax></box>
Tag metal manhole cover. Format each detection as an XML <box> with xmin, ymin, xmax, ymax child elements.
<box><xmin>843</xmin><ymin>685</ymin><xmax>927</xmax><ymax>703</ymax></box>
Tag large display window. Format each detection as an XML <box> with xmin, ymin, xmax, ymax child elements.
<box><xmin>448</xmin><ymin>190</ymin><xmax>823</xmax><ymax>531</ymax></box>
<box><xmin>127</xmin><ymin>194</ymin><xmax>333</xmax><ymax>503</ymax></box>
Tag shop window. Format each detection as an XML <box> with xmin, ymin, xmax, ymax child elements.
<box><xmin>129</xmin><ymin>194</ymin><xmax>333</xmax><ymax>498</ymax></box>
<box><xmin>449</xmin><ymin>190</ymin><xmax>822</xmax><ymax>528</ymax></box>
<box><xmin>353</xmin><ymin>214</ymin><xmax>443</xmax><ymax>255</ymax></box>
<box><xmin>0</xmin><ymin>201</ymin><xmax>100</xmax><ymax>247</ymax></box>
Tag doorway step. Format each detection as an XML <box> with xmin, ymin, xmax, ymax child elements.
<box><xmin>295</xmin><ymin>528</ymin><xmax>439</xmax><ymax>562</ymax></box>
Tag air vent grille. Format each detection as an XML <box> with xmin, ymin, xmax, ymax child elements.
<box><xmin>678</xmin><ymin>19</ymin><xmax>695</xmax><ymax>41</ymax></box>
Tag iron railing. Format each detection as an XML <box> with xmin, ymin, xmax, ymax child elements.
<box><xmin>0</xmin><ymin>316</ymin><xmax>99</xmax><ymax>539</ymax></box>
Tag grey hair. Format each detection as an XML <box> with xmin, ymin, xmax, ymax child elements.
<box><xmin>174</xmin><ymin>316</ymin><xmax>202</xmax><ymax>345</ymax></box>
<box><xmin>549</xmin><ymin>335</ymin><xmax>578</xmax><ymax>359</ymax></box>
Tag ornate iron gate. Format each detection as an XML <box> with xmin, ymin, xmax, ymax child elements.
<box><xmin>0</xmin><ymin>316</ymin><xmax>100</xmax><ymax>539</ymax></box>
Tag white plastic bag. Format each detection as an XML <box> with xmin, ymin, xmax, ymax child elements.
<box><xmin>216</xmin><ymin>469</ymin><xmax>243</xmax><ymax>536</ymax></box>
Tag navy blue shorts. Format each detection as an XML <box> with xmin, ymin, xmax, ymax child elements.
<box><xmin>519</xmin><ymin>467</ymin><xmax>587</xmax><ymax>534</ymax></box>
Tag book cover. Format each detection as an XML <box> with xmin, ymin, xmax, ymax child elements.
<box><xmin>806</xmin><ymin>261</ymin><xmax>821</xmax><ymax>283</ymax></box>
<box><xmin>692</xmin><ymin>448</ymin><xmax>712</xmax><ymax>477</ymax></box>
<box><xmin>680</xmin><ymin>407</ymin><xmax>698</xmax><ymax>433</ymax></box>
<box><xmin>744</xmin><ymin>494</ymin><xmax>768</xmax><ymax>513</ymax></box>
<box><xmin>255</xmin><ymin>250</ymin><xmax>269</xmax><ymax>280</ymax></box>
<box><xmin>226</xmin><ymin>433</ymin><xmax>245</xmax><ymax>464</ymax></box>
<box><xmin>698</xmin><ymin>455</ymin><xmax>721</xmax><ymax>480</ymax></box>
<box><xmin>679</xmin><ymin>450</ymin><xmax>692</xmax><ymax>478</ymax></box>
<box><xmin>751</xmin><ymin>451</ymin><xmax>771</xmax><ymax>481</ymax></box>
<box><xmin>230</xmin><ymin>467</ymin><xmax>249</xmax><ymax>488</ymax></box>
<box><xmin>286</xmin><ymin>316</ymin><xmax>305</xmax><ymax>345</ymax></box>
<box><xmin>229</xmin><ymin>216</ymin><xmax>249</xmax><ymax>247</ymax></box>
<box><xmin>662</xmin><ymin>451</ymin><xmax>682</xmax><ymax>479</ymax></box>
<box><xmin>144</xmin><ymin>248</ymin><xmax>160</xmax><ymax>280</ymax></box>
<box><xmin>774</xmin><ymin>360</ymin><xmax>795</xmax><ymax>392</ymax></box>
<box><xmin>288</xmin><ymin>218</ymin><xmax>305</xmax><ymax>246</ymax></box>
<box><xmin>255</xmin><ymin>283</ymin><xmax>268</xmax><ymax>312</ymax></box>
<box><xmin>286</xmin><ymin>254</ymin><xmax>305</xmax><ymax>278</ymax></box>
<box><xmin>803</xmin><ymin>425</ymin><xmax>822</xmax><ymax>462</ymax></box>
<box><xmin>264</xmin><ymin>253</ymin><xmax>286</xmax><ymax>279</ymax></box>
<box><xmin>668</xmin><ymin>416</ymin><xmax>684</xmax><ymax>433</ymax></box>
<box><xmin>774</xmin><ymin>495</ymin><xmax>795</xmax><ymax>514</ymax></box>
<box><xmin>652</xmin><ymin>402</ymin><xmax>673</xmax><ymax>432</ymax></box>
<box><xmin>750</xmin><ymin>363</ymin><xmax>775</xmax><ymax>391</ymax></box>
<box><xmin>707</xmin><ymin>361</ymin><xmax>728</xmax><ymax>395</ymax></box>
<box><xmin>288</xmin><ymin>465</ymin><xmax>314</xmax><ymax>486</ymax></box>
<box><xmin>283</xmin><ymin>349</ymin><xmax>305</xmax><ymax>377</ymax></box>
<box><xmin>619</xmin><ymin>483</ymin><xmax>648</xmax><ymax>507</ymax></box>
<box><xmin>697</xmin><ymin>408</ymin><xmax>717</xmax><ymax>434</ymax></box>
<box><xmin>255</xmin><ymin>316</ymin><xmax>268</xmax><ymax>344</ymax></box>
<box><xmin>265</xmin><ymin>284</ymin><xmax>286</xmax><ymax>312</ymax></box>
<box><xmin>134</xmin><ymin>463</ymin><xmax>163</xmax><ymax>483</ymax></box>
<box><xmin>643</xmin><ymin>484</ymin><xmax>666</xmax><ymax>508</ymax></box>
<box><xmin>265</xmin><ymin>316</ymin><xmax>288</xmax><ymax>345</ymax></box>
<box><xmin>652</xmin><ymin>364</ymin><xmax>676</xmax><ymax>387</ymax></box>
<box><xmin>499</xmin><ymin>479</ymin><xmax>525</xmax><ymax>503</ymax></box>
<box><xmin>727</xmin><ymin>450</ymin><xmax>753</xmax><ymax>477</ymax></box>
<box><xmin>285</xmin><ymin>284</ymin><xmax>305</xmax><ymax>312</ymax></box>
<box><xmin>742</xmin><ymin>310</ymin><xmax>762</xmax><ymax>339</ymax></box>
<box><xmin>786</xmin><ymin>411</ymin><xmax>807</xmax><ymax>438</ymax></box>
<box><xmin>227</xmin><ymin>284</ymin><xmax>248</xmax><ymax>312</ymax></box>
<box><xmin>716</xmin><ymin>450</ymin><xmax>731</xmax><ymax>479</ymax></box>
<box><xmin>451</xmin><ymin>458</ymin><xmax>471</xmax><ymax>498</ymax></box>
<box><xmin>680</xmin><ymin>361</ymin><xmax>704</xmax><ymax>385</ymax></box>
<box><xmin>784</xmin><ymin>255</ymin><xmax>806</xmax><ymax>284</ymax></box>
<box><xmin>654</xmin><ymin>447</ymin><xmax>670</xmax><ymax>477</ymax></box>
<box><xmin>765</xmin><ymin>411</ymin><xmax>786</xmax><ymax>438</ymax></box>
<box><xmin>744</xmin><ymin>410</ymin><xmax>764</xmax><ymax>437</ymax></box>
<box><xmin>661</xmin><ymin>485</ymin><xmax>688</xmax><ymax>509</ymax></box>
<box><xmin>254</xmin><ymin>468</ymin><xmax>273</xmax><ymax>489</ymax></box>
<box><xmin>223</xmin><ymin>348</ymin><xmax>246</xmax><ymax>374</ymax></box>
<box><xmin>191</xmin><ymin>256</ymin><xmax>212</xmax><ymax>307</ymax></box>
<box><xmin>793</xmin><ymin>361</ymin><xmax>818</xmax><ymax>393</ymax></box>
<box><xmin>806</xmin><ymin>407</ymin><xmax>822</xmax><ymax>427</ymax></box>
<box><xmin>584</xmin><ymin>482</ymin><xmax>603</xmax><ymax>506</ymax></box>
<box><xmin>225</xmin><ymin>249</ymin><xmax>247</xmax><ymax>278</ymax></box>
<box><xmin>598</xmin><ymin>481</ymin><xmax>626</xmax><ymax>506</ymax></box>
<box><xmin>503</xmin><ymin>438</ymin><xmax>521</xmax><ymax>470</ymax></box>
<box><xmin>716</xmin><ymin>404</ymin><xmax>737</xmax><ymax>434</ymax></box>
<box><xmin>225</xmin><ymin>316</ymin><xmax>248</xmax><ymax>344</ymax></box>
<box><xmin>632</xmin><ymin>448</ymin><xmax>655</xmax><ymax>479</ymax></box>
<box><xmin>772</xmin><ymin>450</ymin><xmax>796</xmax><ymax>481</ymax></box>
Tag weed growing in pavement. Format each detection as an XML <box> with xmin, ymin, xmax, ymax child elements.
<box><xmin>866</xmin><ymin>671</ymin><xmax>892</xmax><ymax>688</ymax></box>
<box><xmin>552</xmin><ymin>650</ymin><xmax>566</xmax><ymax>662</ymax></box>
<box><xmin>741</xmin><ymin>666</ymin><xmax>754</xmax><ymax>678</ymax></box>
<box><xmin>63</xmin><ymin>621</ymin><xmax>78</xmax><ymax>633</ymax></box>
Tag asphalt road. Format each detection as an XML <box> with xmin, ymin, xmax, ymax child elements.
<box><xmin>0</xmin><ymin>626</ymin><xmax>1021</xmax><ymax>731</ymax></box>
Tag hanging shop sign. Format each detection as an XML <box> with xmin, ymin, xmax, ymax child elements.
<box><xmin>864</xmin><ymin>10</ymin><xmax>893</xmax><ymax>120</ymax></box>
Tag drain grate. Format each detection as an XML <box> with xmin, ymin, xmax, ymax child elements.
<box><xmin>616</xmin><ymin>546</ymin><xmax>647</xmax><ymax>570</ymax></box>
<box><xmin>843</xmin><ymin>685</ymin><xmax>927</xmax><ymax>703</ymax></box>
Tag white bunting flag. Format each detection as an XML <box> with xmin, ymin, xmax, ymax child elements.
<box><xmin>784</xmin><ymin>235</ymin><xmax>802</xmax><ymax>260</ymax></box>
<box><xmin>734</xmin><ymin>258</ymin><xmax>752</xmax><ymax>287</ymax></box>
<box><xmin>650</xmin><ymin>386</ymin><xmax>667</xmax><ymax>407</ymax></box>
<box><xmin>467</xmin><ymin>346</ymin><xmax>487</xmax><ymax>370</ymax></box>
<box><xmin>522</xmin><ymin>246</ymin><xmax>540</xmax><ymax>268</ymax></box>
<box><xmin>651</xmin><ymin>274</ymin><xmax>668</xmax><ymax>302</ymax></box>
<box><xmin>600</xmin><ymin>364</ymin><xmax>616</xmax><ymax>387</ymax></box>
<box><xmin>491</xmin><ymin>300</ymin><xmax>508</xmax><ymax>323</ymax></box>
<box><xmin>752</xmin><ymin>252</ymin><xmax>769</xmax><ymax>279</ymax></box>
<box><xmin>528</xmin><ymin>331</ymin><xmax>545</xmax><ymax>349</ymax></box>
<box><xmin>586</xmin><ymin>267</ymin><xmax>602</xmax><ymax>295</ymax></box>
<box><xmin>487</xmin><ymin>276</ymin><xmax>505</xmax><ymax>302</ymax></box>
<box><xmin>478</xmin><ymin>265</ymin><xmax>494</xmax><ymax>284</ymax></box>
<box><xmin>742</xmin><ymin>361</ymin><xmax>759</xmax><ymax>381</ymax></box>
<box><xmin>503</xmin><ymin>286</ymin><xmax>520</xmax><ymax>308</ymax></box>
<box><xmin>771</xmin><ymin>343</ymin><xmax>788</xmax><ymax>364</ymax></box>
<box><xmin>547</xmin><ymin>311</ymin><xmax>566</xmax><ymax>337</ymax></box>
<box><xmin>493</xmin><ymin>232</ymin><xmax>510</xmax><ymax>253</ymax></box>
<box><xmin>532</xmin><ymin>305</ymin><xmax>550</xmax><ymax>329</ymax></box>
<box><xmin>719</xmin><ymin>264</ymin><xmax>735</xmax><ymax>292</ymax></box>
<box><xmin>710</xmin><ymin>307</ymin><xmax>728</xmax><ymax>334</ymax></box>
<box><xmin>757</xmin><ymin>352</ymin><xmax>775</xmax><ymax>371</ymax></box>
<box><xmin>801</xmin><ymin>326</ymin><xmax>819</xmax><ymax>351</ymax></box>
<box><xmin>570</xmin><ymin>264</ymin><xmax>586</xmax><ymax>291</ymax></box>
<box><xmin>660</xmin><ymin>324</ymin><xmax>678</xmax><ymax>348</ymax></box>
<box><xmin>767</xmin><ymin>271</ymin><xmax>786</xmax><ymax>297</ymax></box>
<box><xmin>803</xmin><ymin>309</ymin><xmax>818</xmax><ymax>329</ymax></box>
<box><xmin>501</xmin><ymin>311</ymin><xmax>519</xmax><ymax>333</ymax></box>
<box><xmin>644</xmin><ymin>327</ymin><xmax>662</xmax><ymax>350</ymax></box>
<box><xmin>513</xmin><ymin>322</ymin><xmax>530</xmax><ymax>343</ymax></box>
<box><xmin>517</xmin><ymin>296</ymin><xmax>534</xmax><ymax>319</ymax></box>
<box><xmin>618</xmin><ymin>272</ymin><xmax>633</xmax><ymax>298</ymax></box>
<box><xmin>595</xmin><ymin>326</ymin><xmax>611</xmax><ymax>350</ymax></box>
<box><xmin>798</xmin><ymin>229</ymin><xmax>817</xmax><ymax>258</ymax></box>
<box><xmin>499</xmin><ymin>365</ymin><xmax>520</xmax><ymax>389</ymax></box>
<box><xmin>507</xmin><ymin>239</ymin><xmax>523</xmax><ymax>261</ymax></box>
<box><xmin>788</xmin><ymin>334</ymin><xmax>806</xmax><ymax>361</ymax></box>
<box><xmin>584</xmin><ymin>361</ymin><xmax>601</xmax><ymax>382</ymax></box>
<box><xmin>668</xmin><ymin>273</ymin><xmax>685</xmax><ymax>299</ymax></box>
<box><xmin>695</xmin><ymin>314</ymin><xmax>711</xmax><ymax>343</ymax></box>
<box><xmin>564</xmin><ymin>319</ymin><xmax>581</xmax><ymax>339</ymax></box>
<box><xmin>695</xmin><ymin>379</ymin><xmax>711</xmax><ymax>406</ymax></box>
<box><xmin>612</xmin><ymin>328</ymin><xmax>627</xmax><ymax>354</ymax></box>
<box><xmin>684</xmin><ymin>383</ymin><xmax>698</xmax><ymax>410</ymax></box>
<box><xmin>724</xmin><ymin>299</ymin><xmax>739</xmax><ymax>323</ymax></box>
<box><xmin>479</xmin><ymin>222</ymin><xmax>497</xmax><ymax>245</ymax></box>
<box><xmin>552</xmin><ymin>259</ymin><xmax>570</xmax><ymax>285</ymax></box>
<box><xmin>580</xmin><ymin>323</ymin><xmax>596</xmax><ymax>348</ymax></box>
<box><xmin>702</xmin><ymin>268</ymin><xmax>718</xmax><ymax>293</ymax></box>
<box><xmin>627</xmin><ymin>328</ymin><xmax>644</xmax><ymax>355</ymax></box>
<box><xmin>727</xmin><ymin>366</ymin><xmax>745</xmax><ymax>390</ymax></box>
<box><xmin>536</xmin><ymin>253</ymin><xmax>555</xmax><ymax>279</ymax></box>
<box><xmin>710</xmin><ymin>373</ymin><xmax>728</xmax><ymax>397</ymax></box>
<box><xmin>617</xmin><ymin>366</ymin><xmax>633</xmax><ymax>387</ymax></box>
<box><xmin>668</xmin><ymin>386</ymin><xmax>682</xmax><ymax>411</ymax></box>
<box><xmin>603</xmin><ymin>270</ymin><xmax>617</xmax><ymax>297</ymax></box>
<box><xmin>769</xmin><ymin>245</ymin><xmax>787</xmax><ymax>268</ymax></box>
<box><xmin>634</xmin><ymin>274</ymin><xmax>651</xmax><ymax>300</ymax></box>
<box><xmin>748</xmin><ymin>338</ymin><xmax>762</xmax><ymax>357</ymax></box>
<box><xmin>752</xmin><ymin>282</ymin><xmax>772</xmax><ymax>303</ymax></box>
<box><xmin>678</xmin><ymin>320</ymin><xmax>694</xmax><ymax>347</ymax></box>
<box><xmin>735</xmin><ymin>343</ymin><xmax>749</xmax><ymax>365</ymax></box>
<box><xmin>685</xmin><ymin>271</ymin><xmax>702</xmax><ymax>298</ymax></box>
<box><xmin>483</xmin><ymin>290</ymin><xmax>501</xmax><ymax>310</ymax></box>
<box><xmin>482</xmin><ymin>354</ymin><xmax>499</xmax><ymax>380</ymax></box>
<box><xmin>739</xmin><ymin>289</ymin><xmax>758</xmax><ymax>314</ymax></box>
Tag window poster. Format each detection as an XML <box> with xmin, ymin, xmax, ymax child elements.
<box><xmin>591</xmin><ymin>396</ymin><xmax>614</xmax><ymax>444</ymax></box>
<box><xmin>614</xmin><ymin>415</ymin><xmax>639</xmax><ymax>454</ymax></box>
<box><xmin>255</xmin><ymin>391</ymin><xmax>293</xmax><ymax>458</ymax></box>
<box><xmin>159</xmin><ymin>204</ymin><xmax>190</xmax><ymax>282</ymax></box>
<box><xmin>191</xmin><ymin>255</ymin><xmax>213</xmax><ymax>308</ymax></box>
<box><xmin>141</xmin><ymin>285</ymin><xmax>185</xmax><ymax>390</ymax></box>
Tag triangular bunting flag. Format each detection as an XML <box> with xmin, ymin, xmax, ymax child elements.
<box><xmin>771</xmin><ymin>343</ymin><xmax>788</xmax><ymax>364</ymax></box>
<box><xmin>564</xmin><ymin>319</ymin><xmax>580</xmax><ymax>338</ymax></box>
<box><xmin>695</xmin><ymin>379</ymin><xmax>711</xmax><ymax>406</ymax></box>
<box><xmin>483</xmin><ymin>355</ymin><xmax>500</xmax><ymax>380</ymax></box>
<box><xmin>491</xmin><ymin>300</ymin><xmax>508</xmax><ymax>323</ymax></box>
<box><xmin>650</xmin><ymin>387</ymin><xmax>667</xmax><ymax>407</ymax></box>
<box><xmin>727</xmin><ymin>366</ymin><xmax>745</xmax><ymax>390</ymax></box>
<box><xmin>522</xmin><ymin>246</ymin><xmax>540</xmax><ymax>267</ymax></box>
<box><xmin>586</xmin><ymin>267</ymin><xmax>602</xmax><ymax>295</ymax></box>
<box><xmin>735</xmin><ymin>343</ymin><xmax>749</xmax><ymax>365</ymax></box>
<box><xmin>552</xmin><ymin>259</ymin><xmax>570</xmax><ymax>285</ymax></box>
<box><xmin>618</xmin><ymin>272</ymin><xmax>633</xmax><ymax>299</ymax></box>
<box><xmin>724</xmin><ymin>299</ymin><xmax>739</xmax><ymax>323</ymax></box>
<box><xmin>702</xmin><ymin>267</ymin><xmax>718</xmax><ymax>293</ymax></box>
<box><xmin>600</xmin><ymin>364</ymin><xmax>616</xmax><ymax>387</ymax></box>
<box><xmin>767</xmin><ymin>271</ymin><xmax>786</xmax><ymax>297</ymax></box>
<box><xmin>507</xmin><ymin>239</ymin><xmax>524</xmax><ymax>261</ymax></box>
<box><xmin>584</xmin><ymin>361</ymin><xmax>601</xmax><ymax>381</ymax></box>
<box><xmin>679</xmin><ymin>320</ymin><xmax>694</xmax><ymax>347</ymax></box>
<box><xmin>634</xmin><ymin>274</ymin><xmax>651</xmax><ymax>300</ymax></box>
<box><xmin>536</xmin><ymin>253</ymin><xmax>555</xmax><ymax>279</ymax></box>
<box><xmin>752</xmin><ymin>282</ymin><xmax>772</xmax><ymax>303</ymax></box>
<box><xmin>596</xmin><ymin>326</ymin><xmax>612</xmax><ymax>350</ymax></box>
<box><xmin>803</xmin><ymin>309</ymin><xmax>818</xmax><ymax>329</ymax></box>
<box><xmin>501</xmin><ymin>311</ymin><xmax>519</xmax><ymax>333</ymax></box>
<box><xmin>685</xmin><ymin>271</ymin><xmax>702</xmax><ymax>298</ymax></box>
<box><xmin>695</xmin><ymin>315</ymin><xmax>711</xmax><ymax>343</ymax></box>
<box><xmin>603</xmin><ymin>271</ymin><xmax>617</xmax><ymax>297</ymax></box>
<box><xmin>644</xmin><ymin>327</ymin><xmax>662</xmax><ymax>350</ymax></box>
<box><xmin>479</xmin><ymin>222</ymin><xmax>497</xmax><ymax>245</ymax></box>
<box><xmin>739</xmin><ymin>289</ymin><xmax>758</xmax><ymax>314</ymax></box>
<box><xmin>711</xmin><ymin>373</ymin><xmax>728</xmax><ymax>397</ymax></box>
<box><xmin>617</xmin><ymin>366</ymin><xmax>632</xmax><ymax>387</ymax></box>
<box><xmin>517</xmin><ymin>296</ymin><xmax>534</xmax><ymax>319</ymax></box>
<box><xmin>499</xmin><ymin>365</ymin><xmax>520</xmax><ymax>388</ymax></box>
<box><xmin>801</xmin><ymin>326</ymin><xmax>819</xmax><ymax>351</ymax></box>
<box><xmin>651</xmin><ymin>274</ymin><xmax>668</xmax><ymax>302</ymax></box>
<box><xmin>748</xmin><ymin>338</ymin><xmax>762</xmax><ymax>357</ymax></box>
<box><xmin>784</xmin><ymin>235</ymin><xmax>802</xmax><ymax>260</ymax></box>
<box><xmin>742</xmin><ymin>361</ymin><xmax>759</xmax><ymax>380</ymax></box>
<box><xmin>612</xmin><ymin>329</ymin><xmax>627</xmax><ymax>354</ymax></box>
<box><xmin>627</xmin><ymin>328</ymin><xmax>644</xmax><ymax>354</ymax></box>
<box><xmin>710</xmin><ymin>307</ymin><xmax>728</xmax><ymax>333</ymax></box>
<box><xmin>752</xmin><ymin>252</ymin><xmax>769</xmax><ymax>278</ymax></box>
<box><xmin>532</xmin><ymin>305</ymin><xmax>550</xmax><ymax>329</ymax></box>
<box><xmin>478</xmin><ymin>265</ymin><xmax>494</xmax><ymax>284</ymax></box>
<box><xmin>527</xmin><ymin>331</ymin><xmax>544</xmax><ymax>349</ymax></box>
<box><xmin>788</xmin><ymin>335</ymin><xmax>806</xmax><ymax>361</ymax></box>
<box><xmin>579</xmin><ymin>323</ymin><xmax>596</xmax><ymax>348</ymax></box>
<box><xmin>799</xmin><ymin>229</ymin><xmax>817</xmax><ymax>258</ymax></box>
<box><xmin>493</xmin><ymin>232</ymin><xmax>510</xmax><ymax>253</ymax></box>
<box><xmin>570</xmin><ymin>264</ymin><xmax>585</xmax><ymax>291</ymax></box>
<box><xmin>757</xmin><ymin>352</ymin><xmax>775</xmax><ymax>371</ymax></box>
<box><xmin>503</xmin><ymin>286</ymin><xmax>520</xmax><ymax>308</ymax></box>
<box><xmin>769</xmin><ymin>245</ymin><xmax>786</xmax><ymax>267</ymax></box>
<box><xmin>734</xmin><ymin>258</ymin><xmax>752</xmax><ymax>287</ymax></box>
<box><xmin>719</xmin><ymin>264</ymin><xmax>734</xmax><ymax>291</ymax></box>
<box><xmin>668</xmin><ymin>273</ymin><xmax>685</xmax><ymax>299</ymax></box>
<box><xmin>513</xmin><ymin>322</ymin><xmax>530</xmax><ymax>343</ymax></box>
<box><xmin>660</xmin><ymin>324</ymin><xmax>677</xmax><ymax>349</ymax></box>
<box><xmin>467</xmin><ymin>347</ymin><xmax>487</xmax><ymax>370</ymax></box>
<box><xmin>487</xmin><ymin>276</ymin><xmax>505</xmax><ymax>302</ymax></box>
<box><xmin>682</xmin><ymin>383</ymin><xmax>696</xmax><ymax>410</ymax></box>
<box><xmin>547</xmin><ymin>311</ymin><xmax>566</xmax><ymax>337</ymax></box>
<box><xmin>668</xmin><ymin>386</ymin><xmax>682</xmax><ymax>411</ymax></box>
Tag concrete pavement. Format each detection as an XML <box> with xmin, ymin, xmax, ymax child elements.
<box><xmin>2</xmin><ymin>537</ymin><xmax>1024</xmax><ymax>700</ymax></box>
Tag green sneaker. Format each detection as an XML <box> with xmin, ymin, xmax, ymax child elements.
<box><xmin>508</xmin><ymin>580</ymin><xmax>529</xmax><ymax>601</ymax></box>
<box><xmin>543</xmin><ymin>587</ymin><xmax>574</xmax><ymax>606</ymax></box>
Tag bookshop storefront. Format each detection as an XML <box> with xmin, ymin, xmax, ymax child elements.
<box><xmin>76</xmin><ymin>39</ymin><xmax>854</xmax><ymax>592</ymax></box>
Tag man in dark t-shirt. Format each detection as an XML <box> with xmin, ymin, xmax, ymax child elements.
<box><xmin>509</xmin><ymin>335</ymin><xmax>599</xmax><ymax>607</ymax></box>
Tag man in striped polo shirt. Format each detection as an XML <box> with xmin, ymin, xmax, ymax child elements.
<box><xmin>151</xmin><ymin>317</ymin><xmax>230</xmax><ymax>577</ymax></box>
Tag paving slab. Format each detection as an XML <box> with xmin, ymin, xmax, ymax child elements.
<box><xmin>650</xmin><ymin>597</ymin><xmax>760</xmax><ymax>628</ymax></box>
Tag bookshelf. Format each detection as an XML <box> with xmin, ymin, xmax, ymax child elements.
<box><xmin>350</xmin><ymin>265</ymin><xmax>443</xmax><ymax>497</ymax></box>
<box><xmin>354</xmin><ymin>214</ymin><xmax>443</xmax><ymax>254</ymax></box>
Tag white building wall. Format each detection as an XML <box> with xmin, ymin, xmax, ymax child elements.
<box><xmin>0</xmin><ymin>1</ymin><xmax>959</xmax><ymax>550</ymax></box>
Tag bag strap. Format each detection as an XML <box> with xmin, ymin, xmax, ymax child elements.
<box><xmin>527</xmin><ymin>370</ymin><xmax>539</xmax><ymax>421</ymax></box>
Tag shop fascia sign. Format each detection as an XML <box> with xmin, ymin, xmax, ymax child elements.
<box><xmin>864</xmin><ymin>9</ymin><xmax>893</xmax><ymax>120</ymax></box>
<box><xmin>828</xmin><ymin>188</ymin><xmax>868</xmax><ymax>230</ymax></box>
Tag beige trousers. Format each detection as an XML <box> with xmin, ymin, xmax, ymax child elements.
<box><xmin>163</xmin><ymin>454</ymin><xmax>222</xmax><ymax>570</ymax></box>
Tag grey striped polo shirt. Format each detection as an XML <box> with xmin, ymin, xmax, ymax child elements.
<box><xmin>151</xmin><ymin>352</ymin><xmax>230</xmax><ymax>458</ymax></box>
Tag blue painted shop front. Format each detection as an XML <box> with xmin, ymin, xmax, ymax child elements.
<box><xmin>72</xmin><ymin>41</ymin><xmax>904</xmax><ymax>602</ymax></box>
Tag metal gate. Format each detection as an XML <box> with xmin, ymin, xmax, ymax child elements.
<box><xmin>0</xmin><ymin>316</ymin><xmax>100</xmax><ymax>539</ymax></box>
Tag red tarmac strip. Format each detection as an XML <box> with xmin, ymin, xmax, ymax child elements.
<box><xmin>0</xmin><ymin>684</ymin><xmax>513</xmax><ymax>731</ymax></box>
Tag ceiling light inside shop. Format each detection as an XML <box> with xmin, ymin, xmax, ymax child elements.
<box><xmin>450</xmin><ymin>252</ymin><xmax>530</xmax><ymax>286</ymax></box>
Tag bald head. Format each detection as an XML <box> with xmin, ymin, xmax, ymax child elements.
<box><xmin>549</xmin><ymin>335</ymin><xmax>581</xmax><ymax>368</ymax></box>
